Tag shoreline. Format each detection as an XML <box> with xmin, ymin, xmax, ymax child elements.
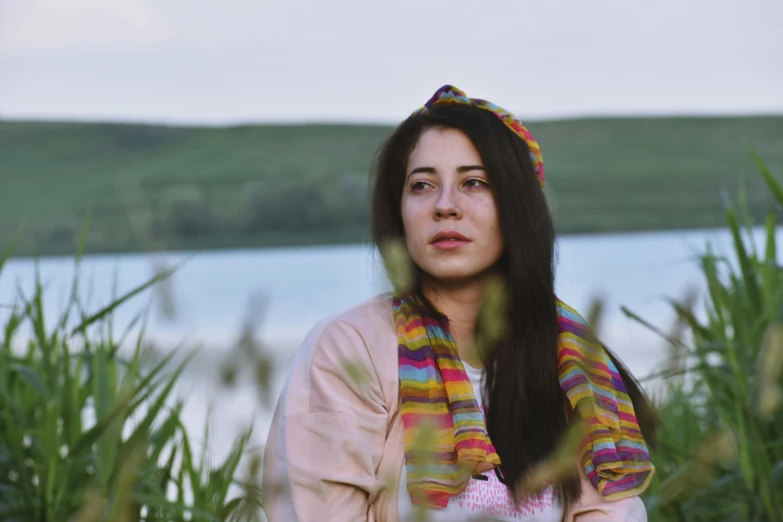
<box><xmin>4</xmin><ymin>223</ymin><xmax>744</xmax><ymax>261</ymax></box>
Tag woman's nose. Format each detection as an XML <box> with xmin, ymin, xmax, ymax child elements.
<box><xmin>433</xmin><ymin>187</ymin><xmax>461</xmax><ymax>219</ymax></box>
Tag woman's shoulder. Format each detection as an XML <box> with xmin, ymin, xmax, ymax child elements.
<box><xmin>290</xmin><ymin>293</ymin><xmax>399</xmax><ymax>408</ymax></box>
<box><xmin>298</xmin><ymin>293</ymin><xmax>397</xmax><ymax>368</ymax></box>
<box><xmin>333</xmin><ymin>292</ymin><xmax>395</xmax><ymax>330</ymax></box>
<box><xmin>311</xmin><ymin>293</ymin><xmax>395</xmax><ymax>339</ymax></box>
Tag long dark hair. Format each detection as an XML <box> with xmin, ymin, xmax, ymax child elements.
<box><xmin>370</xmin><ymin>104</ymin><xmax>658</xmax><ymax>507</ymax></box>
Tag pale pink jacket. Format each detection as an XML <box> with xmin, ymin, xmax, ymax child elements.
<box><xmin>262</xmin><ymin>295</ymin><xmax>648</xmax><ymax>521</ymax></box>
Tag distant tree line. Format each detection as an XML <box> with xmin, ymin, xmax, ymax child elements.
<box><xmin>20</xmin><ymin>173</ymin><xmax>374</xmax><ymax>255</ymax></box>
<box><xmin>155</xmin><ymin>174</ymin><xmax>371</xmax><ymax>240</ymax></box>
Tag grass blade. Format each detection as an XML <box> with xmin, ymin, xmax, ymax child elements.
<box><xmin>725</xmin><ymin>199</ymin><xmax>762</xmax><ymax>316</ymax></box>
<box><xmin>749</xmin><ymin>146</ymin><xmax>783</xmax><ymax>207</ymax></box>
<box><xmin>0</xmin><ymin>232</ymin><xmax>19</xmax><ymax>277</ymax></box>
<box><xmin>69</xmin><ymin>346</ymin><xmax>182</xmax><ymax>456</ymax></box>
<box><xmin>69</xmin><ymin>263</ymin><xmax>180</xmax><ymax>337</ymax></box>
<box><xmin>109</xmin><ymin>350</ymin><xmax>196</xmax><ymax>489</ymax></box>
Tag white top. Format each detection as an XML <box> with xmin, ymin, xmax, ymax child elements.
<box><xmin>397</xmin><ymin>362</ymin><xmax>565</xmax><ymax>522</ymax></box>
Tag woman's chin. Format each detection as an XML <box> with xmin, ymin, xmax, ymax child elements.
<box><xmin>421</xmin><ymin>266</ymin><xmax>492</xmax><ymax>285</ymax></box>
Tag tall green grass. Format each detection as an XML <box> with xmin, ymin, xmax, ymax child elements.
<box><xmin>0</xmin><ymin>239</ymin><xmax>263</xmax><ymax>520</ymax></box>
<box><xmin>623</xmin><ymin>148</ymin><xmax>783</xmax><ymax>521</ymax></box>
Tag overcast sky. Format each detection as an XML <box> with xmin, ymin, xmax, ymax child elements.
<box><xmin>1</xmin><ymin>0</ymin><xmax>781</xmax><ymax>125</ymax></box>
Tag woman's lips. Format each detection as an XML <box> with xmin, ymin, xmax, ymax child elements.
<box><xmin>432</xmin><ymin>239</ymin><xmax>470</xmax><ymax>250</ymax></box>
<box><xmin>430</xmin><ymin>231</ymin><xmax>471</xmax><ymax>250</ymax></box>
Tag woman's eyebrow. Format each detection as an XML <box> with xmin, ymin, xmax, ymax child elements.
<box><xmin>406</xmin><ymin>165</ymin><xmax>485</xmax><ymax>182</ymax></box>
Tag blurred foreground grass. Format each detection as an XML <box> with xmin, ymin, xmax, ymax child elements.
<box><xmin>0</xmin><ymin>238</ymin><xmax>264</xmax><ymax>520</ymax></box>
<box><xmin>621</xmin><ymin>148</ymin><xmax>783</xmax><ymax>521</ymax></box>
<box><xmin>1</xmin><ymin>148</ymin><xmax>782</xmax><ymax>520</ymax></box>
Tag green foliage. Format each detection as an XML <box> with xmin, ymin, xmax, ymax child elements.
<box><xmin>236</xmin><ymin>180</ymin><xmax>331</xmax><ymax>233</ymax></box>
<box><xmin>624</xmin><ymin>149</ymin><xmax>783</xmax><ymax>521</ymax></box>
<box><xmin>156</xmin><ymin>185</ymin><xmax>223</xmax><ymax>238</ymax></box>
<box><xmin>2</xmin><ymin>116</ymin><xmax>782</xmax><ymax>257</ymax></box>
<box><xmin>0</xmin><ymin>242</ymin><xmax>262</xmax><ymax>520</ymax></box>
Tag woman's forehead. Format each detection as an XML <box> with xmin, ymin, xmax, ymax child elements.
<box><xmin>408</xmin><ymin>127</ymin><xmax>482</xmax><ymax>168</ymax></box>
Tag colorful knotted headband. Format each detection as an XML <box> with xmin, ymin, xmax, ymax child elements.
<box><xmin>411</xmin><ymin>85</ymin><xmax>545</xmax><ymax>188</ymax></box>
<box><xmin>395</xmin><ymin>294</ymin><xmax>655</xmax><ymax>509</ymax></box>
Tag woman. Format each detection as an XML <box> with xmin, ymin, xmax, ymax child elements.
<box><xmin>262</xmin><ymin>85</ymin><xmax>657</xmax><ymax>521</ymax></box>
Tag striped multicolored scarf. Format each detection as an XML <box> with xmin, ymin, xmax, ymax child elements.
<box><xmin>395</xmin><ymin>294</ymin><xmax>655</xmax><ymax>509</ymax></box>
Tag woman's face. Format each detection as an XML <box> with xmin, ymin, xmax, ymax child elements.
<box><xmin>401</xmin><ymin>127</ymin><xmax>505</xmax><ymax>284</ymax></box>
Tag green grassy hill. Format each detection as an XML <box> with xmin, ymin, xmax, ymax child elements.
<box><xmin>1</xmin><ymin>116</ymin><xmax>781</xmax><ymax>257</ymax></box>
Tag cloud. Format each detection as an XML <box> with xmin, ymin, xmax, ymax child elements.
<box><xmin>0</xmin><ymin>0</ymin><xmax>176</xmax><ymax>56</ymax></box>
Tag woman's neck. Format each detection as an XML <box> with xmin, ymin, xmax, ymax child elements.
<box><xmin>422</xmin><ymin>278</ymin><xmax>486</xmax><ymax>369</ymax></box>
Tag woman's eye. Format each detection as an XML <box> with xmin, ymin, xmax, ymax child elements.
<box><xmin>465</xmin><ymin>178</ymin><xmax>489</xmax><ymax>189</ymax></box>
<box><xmin>410</xmin><ymin>181</ymin><xmax>430</xmax><ymax>192</ymax></box>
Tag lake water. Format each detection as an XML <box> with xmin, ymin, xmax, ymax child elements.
<box><xmin>0</xmin><ymin>226</ymin><xmax>776</xmax><ymax>468</ymax></box>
